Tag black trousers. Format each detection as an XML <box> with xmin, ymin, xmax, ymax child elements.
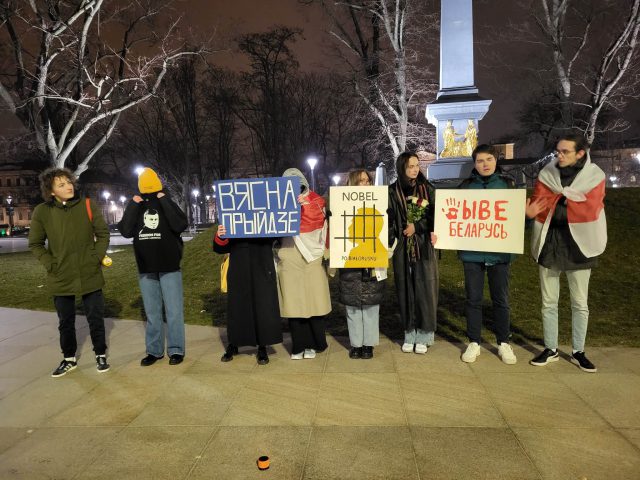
<box><xmin>54</xmin><ymin>290</ymin><xmax>107</xmax><ymax>357</ymax></box>
<box><xmin>463</xmin><ymin>262</ymin><xmax>511</xmax><ymax>344</ymax></box>
<box><xmin>288</xmin><ymin>317</ymin><xmax>328</xmax><ymax>355</ymax></box>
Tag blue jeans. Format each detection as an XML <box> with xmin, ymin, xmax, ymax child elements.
<box><xmin>346</xmin><ymin>305</ymin><xmax>380</xmax><ymax>347</ymax></box>
<box><xmin>463</xmin><ymin>262</ymin><xmax>511</xmax><ymax>344</ymax></box>
<box><xmin>404</xmin><ymin>329</ymin><xmax>434</xmax><ymax>346</ymax></box>
<box><xmin>138</xmin><ymin>271</ymin><xmax>185</xmax><ymax>357</ymax></box>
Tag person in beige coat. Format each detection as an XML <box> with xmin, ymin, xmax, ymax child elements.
<box><xmin>277</xmin><ymin>168</ymin><xmax>331</xmax><ymax>360</ymax></box>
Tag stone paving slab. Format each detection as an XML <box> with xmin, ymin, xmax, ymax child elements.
<box><xmin>1</xmin><ymin>306</ymin><xmax>640</xmax><ymax>479</ymax></box>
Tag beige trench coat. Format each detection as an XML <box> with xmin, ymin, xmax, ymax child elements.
<box><xmin>276</xmin><ymin>237</ymin><xmax>331</xmax><ymax>318</ymax></box>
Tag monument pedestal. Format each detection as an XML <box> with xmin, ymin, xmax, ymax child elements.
<box><xmin>426</xmin><ymin>93</ymin><xmax>491</xmax><ymax>181</ymax></box>
<box><xmin>425</xmin><ymin>0</ymin><xmax>492</xmax><ymax>182</ymax></box>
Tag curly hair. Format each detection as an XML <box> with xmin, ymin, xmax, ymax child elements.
<box><xmin>38</xmin><ymin>167</ymin><xmax>76</xmax><ymax>201</ymax></box>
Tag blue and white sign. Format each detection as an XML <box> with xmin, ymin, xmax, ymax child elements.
<box><xmin>214</xmin><ymin>177</ymin><xmax>300</xmax><ymax>238</ymax></box>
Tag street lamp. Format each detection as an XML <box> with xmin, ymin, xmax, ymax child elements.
<box><xmin>332</xmin><ymin>174</ymin><xmax>341</xmax><ymax>186</ymax></box>
<box><xmin>307</xmin><ymin>156</ymin><xmax>318</xmax><ymax>191</ymax></box>
<box><xmin>109</xmin><ymin>202</ymin><xmax>117</xmax><ymax>224</ymax></box>
<box><xmin>134</xmin><ymin>166</ymin><xmax>145</xmax><ymax>176</ymax></box>
<box><xmin>192</xmin><ymin>189</ymin><xmax>200</xmax><ymax>225</ymax></box>
<box><xmin>5</xmin><ymin>195</ymin><xmax>14</xmax><ymax>236</ymax></box>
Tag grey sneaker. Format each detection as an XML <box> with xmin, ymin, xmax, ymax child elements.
<box><xmin>96</xmin><ymin>355</ymin><xmax>110</xmax><ymax>373</ymax></box>
<box><xmin>52</xmin><ymin>359</ymin><xmax>77</xmax><ymax>377</ymax></box>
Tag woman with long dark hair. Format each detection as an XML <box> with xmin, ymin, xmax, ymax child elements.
<box><xmin>388</xmin><ymin>152</ymin><xmax>439</xmax><ymax>354</ymax></box>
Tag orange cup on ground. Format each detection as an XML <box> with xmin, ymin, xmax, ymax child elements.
<box><xmin>257</xmin><ymin>456</ymin><xmax>270</xmax><ymax>470</ymax></box>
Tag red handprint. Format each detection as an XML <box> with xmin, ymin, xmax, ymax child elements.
<box><xmin>442</xmin><ymin>198</ymin><xmax>460</xmax><ymax>220</ymax></box>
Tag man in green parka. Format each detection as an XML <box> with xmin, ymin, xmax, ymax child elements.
<box><xmin>28</xmin><ymin>167</ymin><xmax>111</xmax><ymax>377</ymax></box>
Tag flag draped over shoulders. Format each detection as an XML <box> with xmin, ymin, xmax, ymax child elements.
<box><xmin>530</xmin><ymin>154</ymin><xmax>607</xmax><ymax>260</ymax></box>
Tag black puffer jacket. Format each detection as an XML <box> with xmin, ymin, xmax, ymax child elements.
<box><xmin>338</xmin><ymin>268</ymin><xmax>385</xmax><ymax>307</ymax></box>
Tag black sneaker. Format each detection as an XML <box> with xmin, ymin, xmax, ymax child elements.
<box><xmin>361</xmin><ymin>346</ymin><xmax>374</xmax><ymax>359</ymax></box>
<box><xmin>140</xmin><ymin>354</ymin><xmax>164</xmax><ymax>366</ymax></box>
<box><xmin>96</xmin><ymin>355</ymin><xmax>110</xmax><ymax>373</ymax></box>
<box><xmin>349</xmin><ymin>347</ymin><xmax>362</xmax><ymax>359</ymax></box>
<box><xmin>51</xmin><ymin>359</ymin><xmax>77</xmax><ymax>378</ymax></box>
<box><xmin>530</xmin><ymin>348</ymin><xmax>559</xmax><ymax>366</ymax></box>
<box><xmin>169</xmin><ymin>354</ymin><xmax>184</xmax><ymax>365</ymax></box>
<box><xmin>221</xmin><ymin>344</ymin><xmax>238</xmax><ymax>362</ymax></box>
<box><xmin>257</xmin><ymin>346</ymin><xmax>269</xmax><ymax>365</ymax></box>
<box><xmin>571</xmin><ymin>351</ymin><xmax>597</xmax><ymax>373</ymax></box>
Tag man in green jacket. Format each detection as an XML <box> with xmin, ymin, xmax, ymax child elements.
<box><xmin>28</xmin><ymin>167</ymin><xmax>111</xmax><ymax>377</ymax></box>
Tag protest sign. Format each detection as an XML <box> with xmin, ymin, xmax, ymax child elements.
<box><xmin>434</xmin><ymin>189</ymin><xmax>526</xmax><ymax>254</ymax></box>
<box><xmin>214</xmin><ymin>177</ymin><xmax>300</xmax><ymax>238</ymax></box>
<box><xmin>329</xmin><ymin>186</ymin><xmax>388</xmax><ymax>268</ymax></box>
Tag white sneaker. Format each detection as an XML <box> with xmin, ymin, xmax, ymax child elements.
<box><xmin>290</xmin><ymin>352</ymin><xmax>304</xmax><ymax>360</ymax></box>
<box><xmin>461</xmin><ymin>342</ymin><xmax>481</xmax><ymax>363</ymax></box>
<box><xmin>303</xmin><ymin>349</ymin><xmax>316</xmax><ymax>359</ymax></box>
<box><xmin>414</xmin><ymin>343</ymin><xmax>428</xmax><ymax>354</ymax></box>
<box><xmin>498</xmin><ymin>343</ymin><xmax>517</xmax><ymax>365</ymax></box>
<box><xmin>401</xmin><ymin>343</ymin><xmax>414</xmax><ymax>353</ymax></box>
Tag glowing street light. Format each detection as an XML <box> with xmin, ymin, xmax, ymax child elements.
<box><xmin>134</xmin><ymin>166</ymin><xmax>145</xmax><ymax>175</ymax></box>
<box><xmin>332</xmin><ymin>174</ymin><xmax>341</xmax><ymax>186</ymax></box>
<box><xmin>102</xmin><ymin>191</ymin><xmax>111</xmax><ymax>201</ymax></box>
<box><xmin>307</xmin><ymin>156</ymin><xmax>318</xmax><ymax>191</ymax></box>
<box><xmin>610</xmin><ymin>175</ymin><xmax>618</xmax><ymax>182</ymax></box>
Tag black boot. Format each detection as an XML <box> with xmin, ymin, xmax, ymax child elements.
<box><xmin>349</xmin><ymin>347</ymin><xmax>362</xmax><ymax>359</ymax></box>
<box><xmin>257</xmin><ymin>346</ymin><xmax>269</xmax><ymax>365</ymax></box>
<box><xmin>221</xmin><ymin>344</ymin><xmax>238</xmax><ymax>362</ymax></box>
<box><xmin>361</xmin><ymin>346</ymin><xmax>374</xmax><ymax>359</ymax></box>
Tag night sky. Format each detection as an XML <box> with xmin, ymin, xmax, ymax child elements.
<box><xmin>2</xmin><ymin>0</ymin><xmax>639</xmax><ymax>149</ymax></box>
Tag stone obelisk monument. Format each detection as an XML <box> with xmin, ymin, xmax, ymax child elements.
<box><xmin>426</xmin><ymin>0</ymin><xmax>491</xmax><ymax>182</ymax></box>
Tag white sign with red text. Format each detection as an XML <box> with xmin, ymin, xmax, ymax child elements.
<box><xmin>434</xmin><ymin>189</ymin><xmax>526</xmax><ymax>254</ymax></box>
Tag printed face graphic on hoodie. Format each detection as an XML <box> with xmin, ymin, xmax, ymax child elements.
<box><xmin>143</xmin><ymin>210</ymin><xmax>160</xmax><ymax>229</ymax></box>
<box><xmin>139</xmin><ymin>209</ymin><xmax>162</xmax><ymax>241</ymax></box>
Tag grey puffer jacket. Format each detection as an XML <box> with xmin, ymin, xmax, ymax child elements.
<box><xmin>338</xmin><ymin>268</ymin><xmax>385</xmax><ymax>307</ymax></box>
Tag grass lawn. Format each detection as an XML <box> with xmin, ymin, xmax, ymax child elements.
<box><xmin>1</xmin><ymin>188</ymin><xmax>638</xmax><ymax>347</ymax></box>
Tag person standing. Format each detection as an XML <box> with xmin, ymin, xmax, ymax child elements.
<box><xmin>117</xmin><ymin>168</ymin><xmax>188</xmax><ymax>366</ymax></box>
<box><xmin>29</xmin><ymin>167</ymin><xmax>111</xmax><ymax>377</ymax></box>
<box><xmin>213</xmin><ymin>225</ymin><xmax>283</xmax><ymax>365</ymax></box>
<box><xmin>526</xmin><ymin>134</ymin><xmax>607</xmax><ymax>373</ymax></box>
<box><xmin>457</xmin><ymin>145</ymin><xmax>518</xmax><ymax>364</ymax></box>
<box><xmin>338</xmin><ymin>169</ymin><xmax>385</xmax><ymax>359</ymax></box>
<box><xmin>277</xmin><ymin>168</ymin><xmax>331</xmax><ymax>360</ymax></box>
<box><xmin>388</xmin><ymin>152</ymin><xmax>439</xmax><ymax>354</ymax></box>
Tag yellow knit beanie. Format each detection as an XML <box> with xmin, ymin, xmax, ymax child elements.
<box><xmin>138</xmin><ymin>168</ymin><xmax>162</xmax><ymax>194</ymax></box>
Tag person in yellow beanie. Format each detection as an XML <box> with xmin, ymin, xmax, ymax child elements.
<box><xmin>117</xmin><ymin>168</ymin><xmax>189</xmax><ymax>366</ymax></box>
<box><xmin>138</xmin><ymin>168</ymin><xmax>163</xmax><ymax>194</ymax></box>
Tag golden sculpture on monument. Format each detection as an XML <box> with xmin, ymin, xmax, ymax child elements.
<box><xmin>440</xmin><ymin>119</ymin><xmax>479</xmax><ymax>158</ymax></box>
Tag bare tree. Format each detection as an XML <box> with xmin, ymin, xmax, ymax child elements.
<box><xmin>233</xmin><ymin>26</ymin><xmax>302</xmax><ymax>176</ymax></box>
<box><xmin>507</xmin><ymin>0</ymin><xmax>640</xmax><ymax>146</ymax></box>
<box><xmin>201</xmin><ymin>67</ymin><xmax>240</xmax><ymax>182</ymax></box>
<box><xmin>308</xmin><ymin>0</ymin><xmax>437</xmax><ymax>160</ymax></box>
<box><xmin>0</xmin><ymin>0</ymin><xmax>204</xmax><ymax>175</ymax></box>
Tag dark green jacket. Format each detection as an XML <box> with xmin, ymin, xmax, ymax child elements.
<box><xmin>457</xmin><ymin>169</ymin><xmax>516</xmax><ymax>265</ymax></box>
<box><xmin>28</xmin><ymin>196</ymin><xmax>110</xmax><ymax>296</ymax></box>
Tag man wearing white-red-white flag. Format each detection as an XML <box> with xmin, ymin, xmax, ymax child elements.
<box><xmin>526</xmin><ymin>134</ymin><xmax>607</xmax><ymax>373</ymax></box>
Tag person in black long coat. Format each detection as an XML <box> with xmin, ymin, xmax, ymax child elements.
<box><xmin>388</xmin><ymin>152</ymin><xmax>439</xmax><ymax>355</ymax></box>
<box><xmin>213</xmin><ymin>225</ymin><xmax>283</xmax><ymax>365</ymax></box>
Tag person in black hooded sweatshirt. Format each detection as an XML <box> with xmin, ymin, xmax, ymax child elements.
<box><xmin>118</xmin><ymin>168</ymin><xmax>189</xmax><ymax>366</ymax></box>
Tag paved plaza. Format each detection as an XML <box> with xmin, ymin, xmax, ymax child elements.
<box><xmin>1</xmin><ymin>306</ymin><xmax>639</xmax><ymax>479</ymax></box>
